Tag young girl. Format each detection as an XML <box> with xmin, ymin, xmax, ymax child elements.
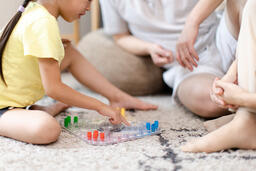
<box><xmin>0</xmin><ymin>0</ymin><xmax>157</xmax><ymax>145</ymax></box>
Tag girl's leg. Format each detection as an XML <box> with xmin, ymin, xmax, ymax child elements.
<box><xmin>60</xmin><ymin>42</ymin><xmax>158</xmax><ymax>110</ymax></box>
<box><xmin>182</xmin><ymin>0</ymin><xmax>256</xmax><ymax>153</ymax></box>
<box><xmin>0</xmin><ymin>109</ymin><xmax>61</xmax><ymax>144</ymax></box>
<box><xmin>29</xmin><ymin>102</ymin><xmax>69</xmax><ymax>117</ymax></box>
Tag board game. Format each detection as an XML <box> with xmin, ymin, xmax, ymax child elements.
<box><xmin>58</xmin><ymin>108</ymin><xmax>161</xmax><ymax>146</ymax></box>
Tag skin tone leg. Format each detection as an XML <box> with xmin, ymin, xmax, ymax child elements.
<box><xmin>182</xmin><ymin>109</ymin><xmax>256</xmax><ymax>153</ymax></box>
<box><xmin>198</xmin><ymin>0</ymin><xmax>248</xmax><ymax>131</ymax></box>
<box><xmin>177</xmin><ymin>74</ymin><xmax>229</xmax><ymax>118</ymax></box>
<box><xmin>182</xmin><ymin>0</ymin><xmax>256</xmax><ymax>153</ymax></box>
<box><xmin>0</xmin><ymin>109</ymin><xmax>61</xmax><ymax>144</ymax></box>
<box><xmin>204</xmin><ymin>114</ymin><xmax>235</xmax><ymax>132</ymax></box>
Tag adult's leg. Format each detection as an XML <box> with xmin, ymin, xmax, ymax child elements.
<box><xmin>199</xmin><ymin>0</ymin><xmax>248</xmax><ymax>129</ymax></box>
<box><xmin>60</xmin><ymin>42</ymin><xmax>158</xmax><ymax>110</ymax></box>
<box><xmin>182</xmin><ymin>0</ymin><xmax>256</xmax><ymax>153</ymax></box>
<box><xmin>0</xmin><ymin>109</ymin><xmax>61</xmax><ymax>144</ymax></box>
<box><xmin>204</xmin><ymin>114</ymin><xmax>235</xmax><ymax>132</ymax></box>
<box><xmin>177</xmin><ymin>74</ymin><xmax>229</xmax><ymax>118</ymax></box>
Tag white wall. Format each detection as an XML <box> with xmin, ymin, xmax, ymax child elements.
<box><xmin>0</xmin><ymin>0</ymin><xmax>91</xmax><ymax>38</ymax></box>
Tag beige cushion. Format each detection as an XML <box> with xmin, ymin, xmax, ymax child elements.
<box><xmin>77</xmin><ymin>29</ymin><xmax>165</xmax><ymax>95</ymax></box>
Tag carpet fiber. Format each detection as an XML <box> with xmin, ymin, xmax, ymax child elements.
<box><xmin>1</xmin><ymin>74</ymin><xmax>256</xmax><ymax>171</ymax></box>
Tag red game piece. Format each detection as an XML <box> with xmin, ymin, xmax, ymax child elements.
<box><xmin>93</xmin><ymin>130</ymin><xmax>98</xmax><ymax>141</ymax></box>
<box><xmin>100</xmin><ymin>132</ymin><xmax>105</xmax><ymax>141</ymax></box>
<box><xmin>87</xmin><ymin>132</ymin><xmax>92</xmax><ymax>140</ymax></box>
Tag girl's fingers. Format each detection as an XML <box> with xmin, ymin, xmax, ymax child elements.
<box><xmin>121</xmin><ymin>116</ymin><xmax>131</xmax><ymax>126</ymax></box>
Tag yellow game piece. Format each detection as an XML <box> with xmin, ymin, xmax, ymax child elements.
<box><xmin>121</xmin><ymin>108</ymin><xmax>126</xmax><ymax>118</ymax></box>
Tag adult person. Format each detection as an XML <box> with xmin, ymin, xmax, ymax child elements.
<box><xmin>100</xmin><ymin>0</ymin><xmax>234</xmax><ymax>118</ymax></box>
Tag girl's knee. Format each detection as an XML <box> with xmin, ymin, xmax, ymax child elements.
<box><xmin>31</xmin><ymin>112</ymin><xmax>61</xmax><ymax>144</ymax></box>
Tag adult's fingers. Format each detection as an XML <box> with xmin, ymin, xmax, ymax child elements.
<box><xmin>156</xmin><ymin>46</ymin><xmax>171</xmax><ymax>57</ymax></box>
<box><xmin>179</xmin><ymin>48</ymin><xmax>193</xmax><ymax>71</ymax></box>
<box><xmin>154</xmin><ymin>55</ymin><xmax>170</xmax><ymax>67</ymax></box>
<box><xmin>213</xmin><ymin>78</ymin><xmax>223</xmax><ymax>95</ymax></box>
<box><xmin>167</xmin><ymin>52</ymin><xmax>174</xmax><ymax>63</ymax></box>
<box><xmin>189</xmin><ymin>45</ymin><xmax>199</xmax><ymax>61</ymax></box>
<box><xmin>211</xmin><ymin>91</ymin><xmax>225</xmax><ymax>106</ymax></box>
<box><xmin>215</xmin><ymin>80</ymin><xmax>228</xmax><ymax>90</ymax></box>
<box><xmin>176</xmin><ymin>51</ymin><xmax>186</xmax><ymax>68</ymax></box>
<box><xmin>183</xmin><ymin>45</ymin><xmax>198</xmax><ymax>67</ymax></box>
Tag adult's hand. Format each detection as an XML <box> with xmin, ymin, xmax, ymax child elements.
<box><xmin>215</xmin><ymin>80</ymin><xmax>246</xmax><ymax>108</ymax></box>
<box><xmin>210</xmin><ymin>77</ymin><xmax>238</xmax><ymax>110</ymax></box>
<box><xmin>176</xmin><ymin>22</ymin><xmax>199</xmax><ymax>71</ymax></box>
<box><xmin>148</xmin><ymin>44</ymin><xmax>173</xmax><ymax>67</ymax></box>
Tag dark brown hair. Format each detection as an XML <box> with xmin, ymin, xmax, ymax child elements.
<box><xmin>0</xmin><ymin>0</ymin><xmax>32</xmax><ymax>85</ymax></box>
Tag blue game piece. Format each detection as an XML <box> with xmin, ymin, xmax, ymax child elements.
<box><xmin>154</xmin><ymin>121</ymin><xmax>159</xmax><ymax>129</ymax></box>
<box><xmin>151</xmin><ymin>124</ymin><xmax>156</xmax><ymax>132</ymax></box>
<box><xmin>146</xmin><ymin>122</ymin><xmax>151</xmax><ymax>131</ymax></box>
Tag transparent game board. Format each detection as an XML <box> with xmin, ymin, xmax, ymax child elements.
<box><xmin>57</xmin><ymin>110</ymin><xmax>160</xmax><ymax>146</ymax></box>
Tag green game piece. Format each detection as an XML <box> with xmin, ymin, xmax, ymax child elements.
<box><xmin>64</xmin><ymin>118</ymin><xmax>69</xmax><ymax>128</ymax></box>
<box><xmin>67</xmin><ymin>116</ymin><xmax>71</xmax><ymax>124</ymax></box>
<box><xmin>74</xmin><ymin>116</ymin><xmax>78</xmax><ymax>124</ymax></box>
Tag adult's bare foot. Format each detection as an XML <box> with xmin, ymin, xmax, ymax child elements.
<box><xmin>30</xmin><ymin>102</ymin><xmax>70</xmax><ymax>116</ymax></box>
<box><xmin>204</xmin><ymin>114</ymin><xmax>235</xmax><ymax>132</ymax></box>
<box><xmin>182</xmin><ymin>108</ymin><xmax>256</xmax><ymax>153</ymax></box>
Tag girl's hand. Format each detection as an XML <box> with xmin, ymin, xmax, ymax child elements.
<box><xmin>176</xmin><ymin>22</ymin><xmax>199</xmax><ymax>71</ymax></box>
<box><xmin>98</xmin><ymin>104</ymin><xmax>131</xmax><ymax>126</ymax></box>
<box><xmin>215</xmin><ymin>80</ymin><xmax>247</xmax><ymax>107</ymax></box>
<box><xmin>148</xmin><ymin>44</ymin><xmax>173</xmax><ymax>67</ymax></box>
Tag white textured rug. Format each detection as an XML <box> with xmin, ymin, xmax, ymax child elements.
<box><xmin>1</xmin><ymin>73</ymin><xmax>256</xmax><ymax>171</ymax></box>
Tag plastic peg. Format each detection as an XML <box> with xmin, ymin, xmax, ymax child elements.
<box><xmin>93</xmin><ymin>130</ymin><xmax>99</xmax><ymax>141</ymax></box>
<box><xmin>151</xmin><ymin>124</ymin><xmax>156</xmax><ymax>132</ymax></box>
<box><xmin>64</xmin><ymin>118</ymin><xmax>69</xmax><ymax>128</ymax></box>
<box><xmin>67</xmin><ymin>116</ymin><xmax>71</xmax><ymax>124</ymax></box>
<box><xmin>74</xmin><ymin>116</ymin><xmax>78</xmax><ymax>124</ymax></box>
<box><xmin>87</xmin><ymin>132</ymin><xmax>92</xmax><ymax>140</ymax></box>
<box><xmin>154</xmin><ymin>121</ymin><xmax>159</xmax><ymax>129</ymax></box>
<box><xmin>121</xmin><ymin>108</ymin><xmax>126</xmax><ymax>118</ymax></box>
<box><xmin>100</xmin><ymin>132</ymin><xmax>105</xmax><ymax>141</ymax></box>
<box><xmin>146</xmin><ymin>122</ymin><xmax>151</xmax><ymax>131</ymax></box>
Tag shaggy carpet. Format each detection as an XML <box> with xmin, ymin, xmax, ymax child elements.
<box><xmin>1</xmin><ymin>73</ymin><xmax>256</xmax><ymax>171</ymax></box>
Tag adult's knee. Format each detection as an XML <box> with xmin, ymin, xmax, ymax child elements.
<box><xmin>178</xmin><ymin>84</ymin><xmax>225</xmax><ymax>118</ymax></box>
<box><xmin>194</xmin><ymin>101</ymin><xmax>226</xmax><ymax>118</ymax></box>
